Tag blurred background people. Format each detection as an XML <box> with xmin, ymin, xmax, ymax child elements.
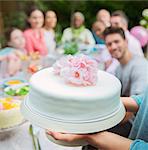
<box><xmin>61</xmin><ymin>11</ymin><xmax>95</xmax><ymax>45</ymax></box>
<box><xmin>5</xmin><ymin>28</ymin><xmax>26</xmax><ymax>52</ymax></box>
<box><xmin>96</xmin><ymin>9</ymin><xmax>111</xmax><ymax>27</ymax></box>
<box><xmin>130</xmin><ymin>25</ymin><xmax>148</xmax><ymax>57</ymax></box>
<box><xmin>24</xmin><ymin>6</ymin><xmax>48</xmax><ymax>56</ymax></box>
<box><xmin>92</xmin><ymin>20</ymin><xmax>119</xmax><ymax>75</ymax></box>
<box><xmin>92</xmin><ymin>20</ymin><xmax>106</xmax><ymax>45</ymax></box>
<box><xmin>0</xmin><ymin>27</ymin><xmax>26</xmax><ymax>77</ymax></box>
<box><xmin>43</xmin><ymin>10</ymin><xmax>57</xmax><ymax>54</ymax></box>
<box><xmin>111</xmin><ymin>10</ymin><xmax>144</xmax><ymax>57</ymax></box>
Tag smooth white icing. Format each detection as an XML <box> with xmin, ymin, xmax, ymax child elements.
<box><xmin>27</xmin><ymin>67</ymin><xmax>121</xmax><ymax>122</ymax></box>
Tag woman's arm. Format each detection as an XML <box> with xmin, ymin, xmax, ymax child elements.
<box><xmin>46</xmin><ymin>97</ymin><xmax>141</xmax><ymax>149</ymax></box>
<box><xmin>121</xmin><ymin>97</ymin><xmax>139</xmax><ymax>113</ymax></box>
<box><xmin>47</xmin><ymin>131</ymin><xmax>132</xmax><ymax>150</ymax></box>
<box><xmin>24</xmin><ymin>31</ymin><xmax>35</xmax><ymax>55</ymax></box>
<box><xmin>87</xmin><ymin>131</ymin><xmax>132</xmax><ymax>150</ymax></box>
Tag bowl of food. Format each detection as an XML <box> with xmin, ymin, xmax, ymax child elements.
<box><xmin>0</xmin><ymin>96</ymin><xmax>25</xmax><ymax>140</ymax></box>
<box><xmin>0</xmin><ymin>97</ymin><xmax>25</xmax><ymax>129</ymax></box>
<box><xmin>4</xmin><ymin>83</ymin><xmax>30</xmax><ymax>100</ymax></box>
<box><xmin>3</xmin><ymin>79</ymin><xmax>26</xmax><ymax>88</ymax></box>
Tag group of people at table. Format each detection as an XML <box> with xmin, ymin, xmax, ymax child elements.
<box><xmin>0</xmin><ymin>5</ymin><xmax>148</xmax><ymax>150</ymax></box>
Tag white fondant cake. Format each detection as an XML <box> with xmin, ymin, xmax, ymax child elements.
<box><xmin>0</xmin><ymin>97</ymin><xmax>24</xmax><ymax>129</ymax></box>
<box><xmin>21</xmin><ymin>67</ymin><xmax>125</xmax><ymax>133</ymax></box>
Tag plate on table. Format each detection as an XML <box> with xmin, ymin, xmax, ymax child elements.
<box><xmin>0</xmin><ymin>120</ymin><xmax>27</xmax><ymax>133</ymax></box>
<box><xmin>0</xmin><ymin>120</ymin><xmax>27</xmax><ymax>140</ymax></box>
<box><xmin>4</xmin><ymin>83</ymin><xmax>29</xmax><ymax>98</ymax></box>
<box><xmin>2</xmin><ymin>78</ymin><xmax>26</xmax><ymax>88</ymax></box>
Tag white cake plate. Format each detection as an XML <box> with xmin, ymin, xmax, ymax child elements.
<box><xmin>21</xmin><ymin>96</ymin><xmax>125</xmax><ymax>146</ymax></box>
<box><xmin>0</xmin><ymin>120</ymin><xmax>27</xmax><ymax>133</ymax></box>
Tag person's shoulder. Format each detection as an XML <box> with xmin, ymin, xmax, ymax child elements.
<box><xmin>84</xmin><ymin>28</ymin><xmax>92</xmax><ymax>33</ymax></box>
<box><xmin>131</xmin><ymin>56</ymin><xmax>148</xmax><ymax>70</ymax></box>
<box><xmin>128</xmin><ymin>31</ymin><xmax>141</xmax><ymax>45</ymax></box>
<box><xmin>24</xmin><ymin>29</ymin><xmax>33</xmax><ymax>36</ymax></box>
<box><xmin>133</xmin><ymin>55</ymin><xmax>147</xmax><ymax>63</ymax></box>
<box><xmin>63</xmin><ymin>27</ymin><xmax>71</xmax><ymax>32</ymax></box>
<box><xmin>0</xmin><ymin>47</ymin><xmax>14</xmax><ymax>55</ymax></box>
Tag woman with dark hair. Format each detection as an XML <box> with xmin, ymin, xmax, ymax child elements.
<box><xmin>43</xmin><ymin>10</ymin><xmax>57</xmax><ymax>54</ymax></box>
<box><xmin>24</xmin><ymin>6</ymin><xmax>48</xmax><ymax>56</ymax></box>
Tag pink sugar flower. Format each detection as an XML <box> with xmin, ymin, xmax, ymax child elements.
<box><xmin>53</xmin><ymin>55</ymin><xmax>98</xmax><ymax>86</ymax></box>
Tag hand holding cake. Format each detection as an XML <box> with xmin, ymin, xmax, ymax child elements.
<box><xmin>21</xmin><ymin>54</ymin><xmax>125</xmax><ymax>146</ymax></box>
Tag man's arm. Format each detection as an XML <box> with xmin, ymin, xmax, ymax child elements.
<box><xmin>121</xmin><ymin>97</ymin><xmax>139</xmax><ymax>113</ymax></box>
<box><xmin>120</xmin><ymin>97</ymin><xmax>139</xmax><ymax>124</ymax></box>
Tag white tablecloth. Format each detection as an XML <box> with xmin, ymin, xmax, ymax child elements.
<box><xmin>0</xmin><ymin>122</ymin><xmax>82</xmax><ymax>150</ymax></box>
<box><xmin>0</xmin><ymin>58</ymin><xmax>83</xmax><ymax>150</ymax></box>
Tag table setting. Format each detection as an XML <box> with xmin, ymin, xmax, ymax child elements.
<box><xmin>0</xmin><ymin>51</ymin><xmax>82</xmax><ymax>150</ymax></box>
<box><xmin>0</xmin><ymin>44</ymin><xmax>116</xmax><ymax>149</ymax></box>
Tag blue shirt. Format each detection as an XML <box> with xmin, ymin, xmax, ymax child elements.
<box><xmin>0</xmin><ymin>47</ymin><xmax>14</xmax><ymax>56</ymax></box>
<box><xmin>92</xmin><ymin>31</ymin><xmax>105</xmax><ymax>45</ymax></box>
<box><xmin>130</xmin><ymin>140</ymin><xmax>148</xmax><ymax>150</ymax></box>
<box><xmin>129</xmin><ymin>87</ymin><xmax>148</xmax><ymax>150</ymax></box>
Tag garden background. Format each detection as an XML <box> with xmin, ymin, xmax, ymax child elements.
<box><xmin>0</xmin><ymin>0</ymin><xmax>147</xmax><ymax>47</ymax></box>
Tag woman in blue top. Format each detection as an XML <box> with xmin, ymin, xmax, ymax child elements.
<box><xmin>47</xmin><ymin>87</ymin><xmax>148</xmax><ymax>150</ymax></box>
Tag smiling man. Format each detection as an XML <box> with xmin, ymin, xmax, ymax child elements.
<box><xmin>47</xmin><ymin>27</ymin><xmax>148</xmax><ymax>150</ymax></box>
<box><xmin>102</xmin><ymin>27</ymin><xmax>148</xmax><ymax>139</ymax></box>
<box><xmin>103</xmin><ymin>27</ymin><xmax>148</xmax><ymax>97</ymax></box>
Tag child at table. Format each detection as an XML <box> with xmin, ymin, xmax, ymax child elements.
<box><xmin>0</xmin><ymin>27</ymin><xmax>26</xmax><ymax>77</ymax></box>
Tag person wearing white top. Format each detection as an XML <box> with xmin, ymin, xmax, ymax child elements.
<box><xmin>43</xmin><ymin>10</ymin><xmax>57</xmax><ymax>54</ymax></box>
<box><xmin>96</xmin><ymin>9</ymin><xmax>111</xmax><ymax>27</ymax></box>
<box><xmin>111</xmin><ymin>10</ymin><xmax>144</xmax><ymax>57</ymax></box>
<box><xmin>61</xmin><ymin>12</ymin><xmax>95</xmax><ymax>45</ymax></box>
